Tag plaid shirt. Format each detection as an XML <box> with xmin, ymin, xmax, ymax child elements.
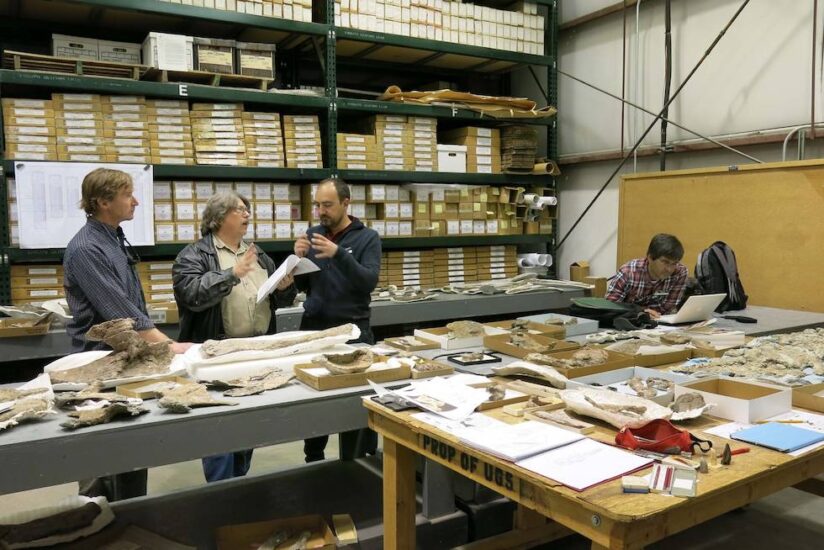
<box><xmin>605</xmin><ymin>257</ymin><xmax>688</xmax><ymax>314</ymax></box>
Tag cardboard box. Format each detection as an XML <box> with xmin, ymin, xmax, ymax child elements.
<box><xmin>413</xmin><ymin>325</ymin><xmax>499</xmax><ymax>350</ymax></box>
<box><xmin>569</xmin><ymin>367</ymin><xmax>696</xmax><ymax>406</ymax></box>
<box><xmin>584</xmin><ymin>276</ymin><xmax>608</xmax><ymax>298</ymax></box>
<box><xmin>437</xmin><ymin>144</ymin><xmax>467</xmax><ymax>172</ymax></box>
<box><xmin>517</xmin><ymin>312</ymin><xmax>600</xmax><ymax>338</ymax></box>
<box><xmin>569</xmin><ymin>260</ymin><xmax>590</xmax><ymax>282</ymax></box>
<box><xmin>0</xmin><ymin>316</ymin><xmax>52</xmax><ymax>338</ymax></box>
<box><xmin>483</xmin><ymin>320</ymin><xmax>565</xmax><ymax>339</ymax></box>
<box><xmin>792</xmin><ymin>383</ymin><xmax>824</xmax><ymax>413</ymax></box>
<box><xmin>526</xmin><ymin>348</ymin><xmax>634</xmax><ymax>379</ymax></box>
<box><xmin>293</xmin><ymin>358</ymin><xmax>409</xmax><ymax>391</ymax></box>
<box><xmin>215</xmin><ymin>515</ymin><xmax>336</xmax><ymax>550</ymax></box>
<box><xmin>674</xmin><ymin>377</ymin><xmax>792</xmax><ymax>423</ymax></box>
<box><xmin>116</xmin><ymin>375</ymin><xmax>192</xmax><ymax>398</ymax></box>
<box><xmin>482</xmin><ymin>333</ymin><xmax>579</xmax><ymax>360</ymax></box>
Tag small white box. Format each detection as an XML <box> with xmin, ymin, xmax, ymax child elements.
<box><xmin>143</xmin><ymin>32</ymin><xmax>195</xmax><ymax>71</ymax></box>
<box><xmin>274</xmin><ymin>203</ymin><xmax>292</xmax><ymax>221</ymax></box>
<box><xmin>516</xmin><ymin>312</ymin><xmax>600</xmax><ymax>337</ymax></box>
<box><xmin>155</xmin><ymin>223</ymin><xmax>175</xmax><ymax>242</ymax></box>
<box><xmin>52</xmin><ymin>34</ymin><xmax>99</xmax><ymax>60</ymax></box>
<box><xmin>154</xmin><ymin>203</ymin><xmax>174</xmax><ymax>221</ymax></box>
<box><xmin>674</xmin><ymin>378</ymin><xmax>792</xmax><ymax>424</ymax></box>
<box><xmin>256</xmin><ymin>222</ymin><xmax>274</xmax><ymax>239</ymax></box>
<box><xmin>437</xmin><ymin>144</ymin><xmax>467</xmax><ymax>173</ymax></box>
<box><xmin>172</xmin><ymin>181</ymin><xmax>194</xmax><ymax>201</ymax></box>
<box><xmin>292</xmin><ymin>221</ymin><xmax>309</xmax><ymax>238</ymax></box>
<box><xmin>153</xmin><ymin>181</ymin><xmax>172</xmax><ymax>200</ymax></box>
<box><xmin>98</xmin><ymin>39</ymin><xmax>142</xmax><ymax>64</ymax></box>
<box><xmin>275</xmin><ymin>222</ymin><xmax>292</xmax><ymax>240</ymax></box>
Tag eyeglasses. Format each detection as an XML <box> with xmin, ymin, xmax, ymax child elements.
<box><xmin>232</xmin><ymin>206</ymin><xmax>251</xmax><ymax>215</ymax></box>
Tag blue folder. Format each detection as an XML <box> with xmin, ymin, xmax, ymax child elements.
<box><xmin>731</xmin><ymin>422</ymin><xmax>824</xmax><ymax>453</ymax></box>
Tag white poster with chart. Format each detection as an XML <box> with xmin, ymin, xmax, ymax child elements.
<box><xmin>13</xmin><ymin>162</ymin><xmax>155</xmax><ymax>249</ymax></box>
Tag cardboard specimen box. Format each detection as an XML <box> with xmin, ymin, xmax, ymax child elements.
<box><xmin>293</xmin><ymin>359</ymin><xmax>410</xmax><ymax>391</ymax></box>
<box><xmin>116</xmin><ymin>376</ymin><xmax>195</xmax><ymax>399</ymax></box>
<box><xmin>383</xmin><ymin>336</ymin><xmax>440</xmax><ymax>352</ymax></box>
<box><xmin>517</xmin><ymin>312</ymin><xmax>600</xmax><ymax>338</ymax></box>
<box><xmin>215</xmin><ymin>514</ymin><xmax>336</xmax><ymax>550</ymax></box>
<box><xmin>522</xmin><ymin>348</ymin><xmax>634</xmax><ymax>379</ymax></box>
<box><xmin>483</xmin><ymin>319</ymin><xmax>565</xmax><ymax>339</ymax></box>
<box><xmin>674</xmin><ymin>377</ymin><xmax>792</xmax><ymax>423</ymax></box>
<box><xmin>569</xmin><ymin>260</ymin><xmax>590</xmax><ymax>282</ymax></box>
<box><xmin>0</xmin><ymin>315</ymin><xmax>52</xmax><ymax>338</ymax></box>
<box><xmin>792</xmin><ymin>383</ymin><xmax>824</xmax><ymax>413</ymax></box>
<box><xmin>410</xmin><ymin>361</ymin><xmax>455</xmax><ymax>380</ymax></box>
<box><xmin>475</xmin><ymin>389</ymin><xmax>529</xmax><ymax>411</ymax></box>
<box><xmin>482</xmin><ymin>333</ymin><xmax>580</xmax><ymax>360</ymax></box>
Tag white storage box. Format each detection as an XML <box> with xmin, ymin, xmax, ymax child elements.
<box><xmin>143</xmin><ymin>32</ymin><xmax>194</xmax><ymax>71</ymax></box>
<box><xmin>437</xmin><ymin>144</ymin><xmax>467</xmax><ymax>173</ymax></box>
<box><xmin>414</xmin><ymin>326</ymin><xmax>498</xmax><ymax>350</ymax></box>
<box><xmin>98</xmin><ymin>39</ymin><xmax>142</xmax><ymax>64</ymax></box>
<box><xmin>569</xmin><ymin>367</ymin><xmax>696</xmax><ymax>406</ymax></box>
<box><xmin>674</xmin><ymin>377</ymin><xmax>792</xmax><ymax>424</ymax></box>
<box><xmin>517</xmin><ymin>312</ymin><xmax>599</xmax><ymax>337</ymax></box>
<box><xmin>52</xmin><ymin>34</ymin><xmax>99</xmax><ymax>60</ymax></box>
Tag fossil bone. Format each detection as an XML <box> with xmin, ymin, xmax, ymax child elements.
<box><xmin>61</xmin><ymin>402</ymin><xmax>149</xmax><ymax>430</ymax></box>
<box><xmin>560</xmin><ymin>388</ymin><xmax>672</xmax><ymax>429</ymax></box>
<box><xmin>54</xmin><ymin>383</ymin><xmax>134</xmax><ymax>409</ymax></box>
<box><xmin>486</xmin><ymin>385</ymin><xmax>506</xmax><ymax>401</ymax></box>
<box><xmin>0</xmin><ymin>387</ymin><xmax>49</xmax><ymax>402</ymax></box>
<box><xmin>525</xmin><ymin>347</ymin><xmax>609</xmax><ymax>370</ymax></box>
<box><xmin>207</xmin><ymin>368</ymin><xmax>294</xmax><ymax>397</ymax></box>
<box><xmin>158</xmin><ymin>383</ymin><xmax>238</xmax><ymax>412</ymax></box>
<box><xmin>669</xmin><ymin>392</ymin><xmax>713</xmax><ymax>421</ymax></box>
<box><xmin>50</xmin><ymin>318</ymin><xmax>174</xmax><ymax>385</ymax></box>
<box><xmin>0</xmin><ymin>398</ymin><xmax>54</xmax><ymax>430</ymax></box>
<box><xmin>446</xmin><ymin>320</ymin><xmax>485</xmax><ymax>339</ymax></box>
<box><xmin>312</xmin><ymin>349</ymin><xmax>375</xmax><ymax>375</ymax></box>
<box><xmin>201</xmin><ymin>324</ymin><xmax>356</xmax><ymax>357</ymax></box>
<box><xmin>492</xmin><ymin>361</ymin><xmax>568</xmax><ymax>389</ymax></box>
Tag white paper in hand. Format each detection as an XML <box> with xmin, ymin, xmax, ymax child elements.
<box><xmin>256</xmin><ymin>254</ymin><xmax>319</xmax><ymax>304</ymax></box>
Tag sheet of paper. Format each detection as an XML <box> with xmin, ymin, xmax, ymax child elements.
<box><xmin>256</xmin><ymin>254</ymin><xmax>319</xmax><ymax>303</ymax></box>
<box><xmin>14</xmin><ymin>162</ymin><xmax>154</xmax><ymax>248</ymax></box>
<box><xmin>394</xmin><ymin>378</ymin><xmax>490</xmax><ymax>421</ymax></box>
<box><xmin>516</xmin><ymin>438</ymin><xmax>653</xmax><ymax>492</ymax></box>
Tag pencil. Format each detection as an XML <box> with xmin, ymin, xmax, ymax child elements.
<box><xmin>755</xmin><ymin>419</ymin><xmax>804</xmax><ymax>424</ymax></box>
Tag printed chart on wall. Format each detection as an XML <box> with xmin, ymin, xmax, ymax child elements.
<box><xmin>13</xmin><ymin>162</ymin><xmax>155</xmax><ymax>249</ymax></box>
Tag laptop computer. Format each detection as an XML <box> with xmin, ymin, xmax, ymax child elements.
<box><xmin>657</xmin><ymin>293</ymin><xmax>726</xmax><ymax>325</ymax></box>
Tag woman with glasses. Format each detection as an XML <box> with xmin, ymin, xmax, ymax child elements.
<box><xmin>173</xmin><ymin>190</ymin><xmax>297</xmax><ymax>482</ymax></box>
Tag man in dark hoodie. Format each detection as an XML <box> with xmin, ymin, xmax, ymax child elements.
<box><xmin>294</xmin><ymin>177</ymin><xmax>381</xmax><ymax>462</ymax></box>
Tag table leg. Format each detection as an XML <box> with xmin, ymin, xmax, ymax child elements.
<box><xmin>383</xmin><ymin>438</ymin><xmax>416</xmax><ymax>550</ymax></box>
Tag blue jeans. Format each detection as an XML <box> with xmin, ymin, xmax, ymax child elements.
<box><xmin>202</xmin><ymin>450</ymin><xmax>253</xmax><ymax>482</ymax></box>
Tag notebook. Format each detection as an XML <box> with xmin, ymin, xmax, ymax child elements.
<box><xmin>657</xmin><ymin>293</ymin><xmax>726</xmax><ymax>325</ymax></box>
<box><xmin>731</xmin><ymin>422</ymin><xmax>824</xmax><ymax>452</ymax></box>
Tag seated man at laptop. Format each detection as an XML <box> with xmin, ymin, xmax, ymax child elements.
<box><xmin>605</xmin><ymin>233</ymin><xmax>688</xmax><ymax>319</ymax></box>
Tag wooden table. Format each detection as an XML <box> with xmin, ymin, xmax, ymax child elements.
<box><xmin>365</xmin><ymin>399</ymin><xmax>824</xmax><ymax>550</ymax></box>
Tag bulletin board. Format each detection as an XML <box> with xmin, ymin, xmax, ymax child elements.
<box><xmin>618</xmin><ymin>159</ymin><xmax>824</xmax><ymax>312</ymax></box>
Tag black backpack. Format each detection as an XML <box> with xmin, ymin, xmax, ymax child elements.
<box><xmin>568</xmin><ymin>298</ymin><xmax>658</xmax><ymax>330</ymax></box>
<box><xmin>695</xmin><ymin>241</ymin><xmax>748</xmax><ymax>312</ymax></box>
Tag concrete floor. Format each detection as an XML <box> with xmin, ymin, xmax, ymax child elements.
<box><xmin>3</xmin><ymin>437</ymin><xmax>823</xmax><ymax>549</ymax></box>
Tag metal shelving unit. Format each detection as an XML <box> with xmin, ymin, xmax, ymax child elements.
<box><xmin>0</xmin><ymin>0</ymin><xmax>558</xmax><ymax>298</ymax></box>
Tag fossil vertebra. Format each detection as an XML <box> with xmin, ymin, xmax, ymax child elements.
<box><xmin>158</xmin><ymin>383</ymin><xmax>238</xmax><ymax>413</ymax></box>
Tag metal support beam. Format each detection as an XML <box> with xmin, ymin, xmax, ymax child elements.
<box><xmin>418</xmin><ymin>52</ymin><xmax>447</xmax><ymax>66</ymax></box>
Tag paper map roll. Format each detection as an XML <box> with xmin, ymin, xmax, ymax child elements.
<box><xmin>517</xmin><ymin>253</ymin><xmax>553</xmax><ymax>268</ymax></box>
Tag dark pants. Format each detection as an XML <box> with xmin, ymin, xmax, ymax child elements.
<box><xmin>301</xmin><ymin>315</ymin><xmax>377</xmax><ymax>463</ymax></box>
<box><xmin>79</xmin><ymin>470</ymin><xmax>147</xmax><ymax>501</ymax></box>
<box><xmin>202</xmin><ymin>450</ymin><xmax>253</xmax><ymax>482</ymax></box>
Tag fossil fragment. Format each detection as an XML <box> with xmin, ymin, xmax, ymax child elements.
<box><xmin>0</xmin><ymin>386</ymin><xmax>49</xmax><ymax>402</ymax></box>
<box><xmin>525</xmin><ymin>347</ymin><xmax>609</xmax><ymax>370</ymax></box>
<box><xmin>698</xmin><ymin>457</ymin><xmax>709</xmax><ymax>474</ymax></box>
<box><xmin>446</xmin><ymin>320</ymin><xmax>485</xmax><ymax>339</ymax></box>
<box><xmin>505</xmin><ymin>379</ymin><xmax>564</xmax><ymax>401</ymax></box>
<box><xmin>721</xmin><ymin>443</ymin><xmax>732</xmax><ymax>465</ymax></box>
<box><xmin>530</xmin><ymin>409</ymin><xmax>595</xmax><ymax>433</ymax></box>
<box><xmin>61</xmin><ymin>402</ymin><xmax>149</xmax><ymax>430</ymax></box>
<box><xmin>660</xmin><ymin>332</ymin><xmax>692</xmax><ymax>345</ymax></box>
<box><xmin>0</xmin><ymin>398</ymin><xmax>54</xmax><ymax>430</ymax></box>
<box><xmin>207</xmin><ymin>368</ymin><xmax>295</xmax><ymax>397</ymax></box>
<box><xmin>560</xmin><ymin>388</ymin><xmax>672</xmax><ymax>429</ymax></box>
<box><xmin>669</xmin><ymin>392</ymin><xmax>713</xmax><ymax>421</ymax></box>
<box><xmin>627</xmin><ymin>377</ymin><xmax>658</xmax><ymax>399</ymax></box>
<box><xmin>50</xmin><ymin>318</ymin><xmax>174</xmax><ymax>385</ymax></box>
<box><xmin>510</xmin><ymin>331</ymin><xmax>555</xmax><ymax>352</ymax></box>
<box><xmin>456</xmin><ymin>352</ymin><xmax>486</xmax><ymax>362</ymax></box>
<box><xmin>486</xmin><ymin>385</ymin><xmax>506</xmax><ymax>401</ymax></box>
<box><xmin>201</xmin><ymin>324</ymin><xmax>356</xmax><ymax>358</ymax></box>
<box><xmin>158</xmin><ymin>383</ymin><xmax>238</xmax><ymax>413</ymax></box>
<box><xmin>492</xmin><ymin>361</ymin><xmax>568</xmax><ymax>389</ymax></box>
<box><xmin>543</xmin><ymin>316</ymin><xmax>577</xmax><ymax>326</ymax></box>
<box><xmin>54</xmin><ymin>383</ymin><xmax>134</xmax><ymax>409</ymax></box>
<box><xmin>390</xmin><ymin>291</ymin><xmax>437</xmax><ymax>303</ymax></box>
<box><xmin>257</xmin><ymin>530</ymin><xmax>290</xmax><ymax>550</ymax></box>
<box><xmin>0</xmin><ymin>502</ymin><xmax>102</xmax><ymax>547</ymax></box>
<box><xmin>312</xmin><ymin>349</ymin><xmax>375</xmax><ymax>375</ymax></box>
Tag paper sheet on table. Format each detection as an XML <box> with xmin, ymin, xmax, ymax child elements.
<box><xmin>387</xmin><ymin>378</ymin><xmax>490</xmax><ymax>420</ymax></box>
<box><xmin>516</xmin><ymin>438</ymin><xmax>653</xmax><ymax>491</ymax></box>
<box><xmin>703</xmin><ymin>409</ymin><xmax>824</xmax><ymax>456</ymax></box>
<box><xmin>257</xmin><ymin>254</ymin><xmax>319</xmax><ymax>304</ymax></box>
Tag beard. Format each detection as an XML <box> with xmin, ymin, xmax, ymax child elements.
<box><xmin>319</xmin><ymin>215</ymin><xmax>336</xmax><ymax>227</ymax></box>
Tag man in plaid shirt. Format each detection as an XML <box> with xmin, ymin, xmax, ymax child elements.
<box><xmin>605</xmin><ymin>234</ymin><xmax>688</xmax><ymax>319</ymax></box>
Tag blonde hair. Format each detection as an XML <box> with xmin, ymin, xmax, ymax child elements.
<box><xmin>80</xmin><ymin>168</ymin><xmax>133</xmax><ymax>216</ymax></box>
